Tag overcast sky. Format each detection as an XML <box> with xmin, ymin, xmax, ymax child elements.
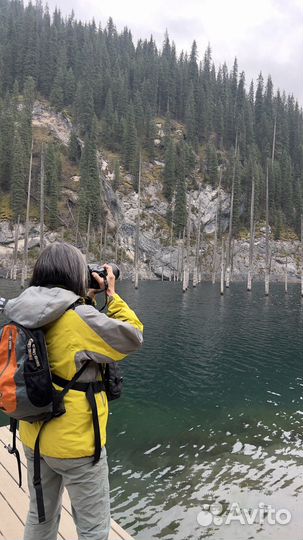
<box><xmin>39</xmin><ymin>0</ymin><xmax>302</xmax><ymax>104</ymax></box>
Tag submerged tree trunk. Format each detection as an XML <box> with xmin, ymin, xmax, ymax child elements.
<box><xmin>284</xmin><ymin>253</ymin><xmax>288</xmax><ymax>293</ymax></box>
<box><xmin>183</xmin><ymin>194</ymin><xmax>191</xmax><ymax>291</ymax></box>
<box><xmin>193</xmin><ymin>188</ymin><xmax>202</xmax><ymax>287</ymax></box>
<box><xmin>169</xmin><ymin>194</ymin><xmax>175</xmax><ymax>282</ymax></box>
<box><xmin>99</xmin><ymin>228</ymin><xmax>103</xmax><ymax>262</ymax></box>
<box><xmin>182</xmin><ymin>228</ymin><xmax>188</xmax><ymax>292</ymax></box>
<box><xmin>247</xmin><ymin>175</ymin><xmax>255</xmax><ymax>291</ymax></box>
<box><xmin>226</xmin><ymin>136</ymin><xmax>238</xmax><ymax>288</ymax></box>
<box><xmin>301</xmin><ymin>215</ymin><xmax>303</xmax><ymax>298</ymax></box>
<box><xmin>115</xmin><ymin>228</ymin><xmax>119</xmax><ymax>263</ymax></box>
<box><xmin>134</xmin><ymin>152</ymin><xmax>141</xmax><ymax>289</ymax></box>
<box><xmin>220</xmin><ymin>238</ymin><xmax>225</xmax><ymax>295</ymax></box>
<box><xmin>40</xmin><ymin>145</ymin><xmax>45</xmax><ymax>252</ymax></box>
<box><xmin>265</xmin><ymin>162</ymin><xmax>270</xmax><ymax>296</ymax></box>
<box><xmin>21</xmin><ymin>141</ymin><xmax>33</xmax><ymax>288</ymax></box>
<box><xmin>103</xmin><ymin>220</ymin><xmax>108</xmax><ymax>262</ymax></box>
<box><xmin>86</xmin><ymin>212</ymin><xmax>91</xmax><ymax>260</ymax></box>
<box><xmin>11</xmin><ymin>215</ymin><xmax>20</xmax><ymax>280</ymax></box>
<box><xmin>212</xmin><ymin>167</ymin><xmax>222</xmax><ymax>285</ymax></box>
<box><xmin>265</xmin><ymin>119</ymin><xmax>277</xmax><ymax>296</ymax></box>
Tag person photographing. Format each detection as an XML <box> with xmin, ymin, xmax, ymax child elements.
<box><xmin>1</xmin><ymin>242</ymin><xmax>143</xmax><ymax>540</ymax></box>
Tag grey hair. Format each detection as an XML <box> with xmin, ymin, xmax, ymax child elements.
<box><xmin>30</xmin><ymin>242</ymin><xmax>88</xmax><ymax>297</ymax></box>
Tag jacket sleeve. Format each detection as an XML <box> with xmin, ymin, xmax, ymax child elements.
<box><xmin>75</xmin><ymin>293</ymin><xmax>143</xmax><ymax>357</ymax></box>
<box><xmin>0</xmin><ymin>297</ymin><xmax>7</xmax><ymax>312</ymax></box>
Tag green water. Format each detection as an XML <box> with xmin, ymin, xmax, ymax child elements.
<box><xmin>1</xmin><ymin>280</ymin><xmax>302</xmax><ymax>539</ymax></box>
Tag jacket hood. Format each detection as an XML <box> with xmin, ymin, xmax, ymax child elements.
<box><xmin>4</xmin><ymin>286</ymin><xmax>80</xmax><ymax>329</ymax></box>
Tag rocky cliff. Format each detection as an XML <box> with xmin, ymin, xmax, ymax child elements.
<box><xmin>0</xmin><ymin>101</ymin><xmax>301</xmax><ymax>283</ymax></box>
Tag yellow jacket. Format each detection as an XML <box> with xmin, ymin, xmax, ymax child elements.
<box><xmin>18</xmin><ymin>291</ymin><xmax>143</xmax><ymax>458</ymax></box>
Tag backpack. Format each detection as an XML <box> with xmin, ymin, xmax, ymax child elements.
<box><xmin>0</xmin><ymin>319</ymin><xmax>123</xmax><ymax>523</ymax></box>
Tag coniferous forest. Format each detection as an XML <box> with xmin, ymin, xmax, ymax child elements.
<box><xmin>0</xmin><ymin>0</ymin><xmax>302</xmax><ymax>239</ymax></box>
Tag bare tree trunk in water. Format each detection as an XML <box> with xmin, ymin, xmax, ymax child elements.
<box><xmin>185</xmin><ymin>194</ymin><xmax>191</xmax><ymax>289</ymax></box>
<box><xmin>247</xmin><ymin>174</ymin><xmax>255</xmax><ymax>291</ymax></box>
<box><xmin>115</xmin><ymin>228</ymin><xmax>119</xmax><ymax>263</ymax></box>
<box><xmin>193</xmin><ymin>189</ymin><xmax>202</xmax><ymax>287</ymax></box>
<box><xmin>212</xmin><ymin>167</ymin><xmax>222</xmax><ymax>284</ymax></box>
<box><xmin>86</xmin><ymin>213</ymin><xmax>91</xmax><ymax>261</ymax></box>
<box><xmin>301</xmin><ymin>216</ymin><xmax>303</xmax><ymax>297</ymax></box>
<box><xmin>11</xmin><ymin>215</ymin><xmax>20</xmax><ymax>280</ymax></box>
<box><xmin>220</xmin><ymin>238</ymin><xmax>225</xmax><ymax>295</ymax></box>
<box><xmin>22</xmin><ymin>141</ymin><xmax>33</xmax><ymax>288</ymax></box>
<box><xmin>39</xmin><ymin>145</ymin><xmax>45</xmax><ymax>252</ymax></box>
<box><xmin>226</xmin><ymin>135</ymin><xmax>238</xmax><ymax>288</ymax></box>
<box><xmin>103</xmin><ymin>220</ymin><xmax>108</xmax><ymax>262</ymax></box>
<box><xmin>265</xmin><ymin>161</ymin><xmax>270</xmax><ymax>296</ymax></box>
<box><xmin>134</xmin><ymin>151</ymin><xmax>141</xmax><ymax>289</ymax></box>
<box><xmin>99</xmin><ymin>228</ymin><xmax>103</xmax><ymax>262</ymax></box>
<box><xmin>169</xmin><ymin>194</ymin><xmax>175</xmax><ymax>282</ymax></box>
<box><xmin>265</xmin><ymin>119</ymin><xmax>276</xmax><ymax>296</ymax></box>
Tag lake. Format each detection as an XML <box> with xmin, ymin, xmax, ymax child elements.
<box><xmin>1</xmin><ymin>279</ymin><xmax>302</xmax><ymax>540</ymax></box>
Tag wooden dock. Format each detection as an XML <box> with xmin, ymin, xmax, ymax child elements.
<box><xmin>0</xmin><ymin>426</ymin><xmax>133</xmax><ymax>540</ymax></box>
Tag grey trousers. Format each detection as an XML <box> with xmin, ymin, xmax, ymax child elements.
<box><xmin>23</xmin><ymin>445</ymin><xmax>110</xmax><ymax>540</ymax></box>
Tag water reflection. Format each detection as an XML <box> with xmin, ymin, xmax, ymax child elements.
<box><xmin>1</xmin><ymin>279</ymin><xmax>302</xmax><ymax>539</ymax></box>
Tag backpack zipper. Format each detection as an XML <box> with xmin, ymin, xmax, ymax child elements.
<box><xmin>27</xmin><ymin>338</ymin><xmax>41</xmax><ymax>368</ymax></box>
<box><xmin>0</xmin><ymin>330</ymin><xmax>13</xmax><ymax>378</ymax></box>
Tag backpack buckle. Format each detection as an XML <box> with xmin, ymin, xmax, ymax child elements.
<box><xmin>5</xmin><ymin>444</ymin><xmax>16</xmax><ymax>455</ymax></box>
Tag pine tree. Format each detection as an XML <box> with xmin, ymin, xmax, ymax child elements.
<box><xmin>64</xmin><ymin>67</ymin><xmax>76</xmax><ymax>105</ymax></box>
<box><xmin>185</xmin><ymin>83</ymin><xmax>197</xmax><ymax>146</ymax></box>
<box><xmin>123</xmin><ymin>103</ymin><xmax>138</xmax><ymax>174</ymax></box>
<box><xmin>145</xmin><ymin>116</ymin><xmax>156</xmax><ymax>161</ymax></box>
<box><xmin>50</xmin><ymin>67</ymin><xmax>65</xmax><ymax>110</ymax></box>
<box><xmin>75</xmin><ymin>81</ymin><xmax>94</xmax><ymax>135</ymax></box>
<box><xmin>20</xmin><ymin>76</ymin><xmax>35</xmax><ymax>159</ymax></box>
<box><xmin>45</xmin><ymin>143</ymin><xmax>60</xmax><ymax>228</ymax></box>
<box><xmin>79</xmin><ymin>135</ymin><xmax>101</xmax><ymax>229</ymax></box>
<box><xmin>103</xmin><ymin>88</ymin><xmax>114</xmax><ymax>148</ymax></box>
<box><xmin>11</xmin><ymin>131</ymin><xmax>26</xmax><ymax>219</ymax></box>
<box><xmin>163</xmin><ymin>137</ymin><xmax>176</xmax><ymax>201</ymax></box>
<box><xmin>175</xmin><ymin>186</ymin><xmax>187</xmax><ymax>237</ymax></box>
<box><xmin>206</xmin><ymin>142</ymin><xmax>218</xmax><ymax>187</ymax></box>
<box><xmin>68</xmin><ymin>131</ymin><xmax>81</xmax><ymax>163</ymax></box>
<box><xmin>113</xmin><ymin>160</ymin><xmax>120</xmax><ymax>191</ymax></box>
<box><xmin>0</xmin><ymin>96</ymin><xmax>14</xmax><ymax>191</ymax></box>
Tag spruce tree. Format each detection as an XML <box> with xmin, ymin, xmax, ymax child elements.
<box><xmin>174</xmin><ymin>143</ymin><xmax>187</xmax><ymax>235</ymax></box>
<box><xmin>113</xmin><ymin>160</ymin><xmax>120</xmax><ymax>191</ymax></box>
<box><xmin>64</xmin><ymin>67</ymin><xmax>76</xmax><ymax>105</ymax></box>
<box><xmin>163</xmin><ymin>137</ymin><xmax>176</xmax><ymax>201</ymax></box>
<box><xmin>206</xmin><ymin>143</ymin><xmax>218</xmax><ymax>187</ymax></box>
<box><xmin>79</xmin><ymin>135</ymin><xmax>101</xmax><ymax>229</ymax></box>
<box><xmin>123</xmin><ymin>103</ymin><xmax>138</xmax><ymax>174</ymax></box>
<box><xmin>11</xmin><ymin>131</ymin><xmax>26</xmax><ymax>219</ymax></box>
<box><xmin>45</xmin><ymin>143</ymin><xmax>60</xmax><ymax>228</ymax></box>
<box><xmin>0</xmin><ymin>97</ymin><xmax>14</xmax><ymax>191</ymax></box>
<box><xmin>68</xmin><ymin>131</ymin><xmax>81</xmax><ymax>163</ymax></box>
<box><xmin>50</xmin><ymin>67</ymin><xmax>64</xmax><ymax>110</ymax></box>
<box><xmin>175</xmin><ymin>196</ymin><xmax>187</xmax><ymax>241</ymax></box>
<box><xmin>103</xmin><ymin>88</ymin><xmax>114</xmax><ymax>148</ymax></box>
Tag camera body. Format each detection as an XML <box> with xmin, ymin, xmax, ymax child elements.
<box><xmin>88</xmin><ymin>263</ymin><xmax>120</xmax><ymax>289</ymax></box>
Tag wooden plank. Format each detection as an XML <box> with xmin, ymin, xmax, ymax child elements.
<box><xmin>0</xmin><ymin>491</ymin><xmax>24</xmax><ymax>539</ymax></box>
<box><xmin>0</xmin><ymin>427</ymin><xmax>134</xmax><ymax>540</ymax></box>
<box><xmin>110</xmin><ymin>520</ymin><xmax>134</xmax><ymax>540</ymax></box>
<box><xmin>0</xmin><ymin>429</ymin><xmax>76</xmax><ymax>540</ymax></box>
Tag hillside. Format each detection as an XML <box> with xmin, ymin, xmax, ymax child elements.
<box><xmin>0</xmin><ymin>100</ymin><xmax>301</xmax><ymax>282</ymax></box>
<box><xmin>0</xmin><ymin>0</ymin><xmax>302</xmax><ymax>281</ymax></box>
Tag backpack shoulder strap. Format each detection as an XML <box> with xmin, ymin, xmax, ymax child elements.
<box><xmin>6</xmin><ymin>418</ymin><xmax>22</xmax><ymax>488</ymax></box>
<box><xmin>33</xmin><ymin>359</ymin><xmax>91</xmax><ymax>523</ymax></box>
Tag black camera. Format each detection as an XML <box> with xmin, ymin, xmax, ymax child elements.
<box><xmin>88</xmin><ymin>263</ymin><xmax>120</xmax><ymax>289</ymax></box>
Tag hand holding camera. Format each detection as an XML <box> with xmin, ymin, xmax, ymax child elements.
<box><xmin>87</xmin><ymin>263</ymin><xmax>120</xmax><ymax>299</ymax></box>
